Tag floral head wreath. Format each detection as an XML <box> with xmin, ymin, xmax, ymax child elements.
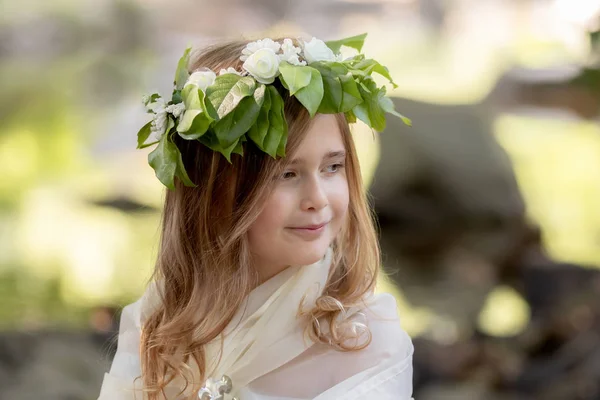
<box><xmin>137</xmin><ymin>33</ymin><xmax>411</xmax><ymax>190</ymax></box>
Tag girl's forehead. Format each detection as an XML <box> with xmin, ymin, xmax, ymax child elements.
<box><xmin>292</xmin><ymin>115</ymin><xmax>345</xmax><ymax>153</ymax></box>
<box><xmin>288</xmin><ymin>150</ymin><xmax>347</xmax><ymax>165</ymax></box>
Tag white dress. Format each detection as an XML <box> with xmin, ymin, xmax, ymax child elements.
<box><xmin>98</xmin><ymin>249</ymin><xmax>414</xmax><ymax>399</ymax></box>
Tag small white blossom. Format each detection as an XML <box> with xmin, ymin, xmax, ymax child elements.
<box><xmin>242</xmin><ymin>47</ymin><xmax>281</xmax><ymax>84</ymax></box>
<box><xmin>141</xmin><ymin>94</ymin><xmax>150</xmax><ymax>105</ymax></box>
<box><xmin>144</xmin><ymin>98</ymin><xmax>168</xmax><ymax>142</ymax></box>
<box><xmin>240</xmin><ymin>38</ymin><xmax>281</xmax><ymax>62</ymax></box>
<box><xmin>146</xmin><ymin>97</ymin><xmax>166</xmax><ymax>113</ymax></box>
<box><xmin>218</xmin><ymin>67</ymin><xmax>243</xmax><ymax>76</ymax></box>
<box><xmin>302</xmin><ymin>37</ymin><xmax>336</xmax><ymax>63</ymax></box>
<box><xmin>165</xmin><ymin>103</ymin><xmax>186</xmax><ymax>118</ymax></box>
<box><xmin>185</xmin><ymin>69</ymin><xmax>217</xmax><ymax>92</ymax></box>
<box><xmin>199</xmin><ymin>375</ymin><xmax>234</xmax><ymax>400</ymax></box>
<box><xmin>278</xmin><ymin>38</ymin><xmax>306</xmax><ymax>66</ymax></box>
<box><xmin>150</xmin><ymin>111</ymin><xmax>167</xmax><ymax>142</ymax></box>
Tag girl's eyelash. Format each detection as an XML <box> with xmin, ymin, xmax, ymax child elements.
<box><xmin>326</xmin><ymin>162</ymin><xmax>345</xmax><ymax>172</ymax></box>
<box><xmin>279</xmin><ymin>162</ymin><xmax>345</xmax><ymax>180</ymax></box>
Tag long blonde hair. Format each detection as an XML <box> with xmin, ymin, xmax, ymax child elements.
<box><xmin>139</xmin><ymin>37</ymin><xmax>381</xmax><ymax>399</ymax></box>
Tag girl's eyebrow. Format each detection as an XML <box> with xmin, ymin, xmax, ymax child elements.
<box><xmin>289</xmin><ymin>150</ymin><xmax>346</xmax><ymax>165</ymax></box>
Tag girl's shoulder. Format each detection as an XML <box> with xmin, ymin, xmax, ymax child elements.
<box><xmin>290</xmin><ymin>292</ymin><xmax>412</xmax><ymax>374</ymax></box>
<box><xmin>349</xmin><ymin>292</ymin><xmax>414</xmax><ymax>362</ymax></box>
<box><xmin>118</xmin><ymin>279</ymin><xmax>163</xmax><ymax>330</ymax></box>
<box><xmin>245</xmin><ymin>292</ymin><xmax>413</xmax><ymax>398</ymax></box>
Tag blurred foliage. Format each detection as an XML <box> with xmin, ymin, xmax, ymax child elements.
<box><xmin>570</xmin><ymin>21</ymin><xmax>600</xmax><ymax>103</ymax></box>
<box><xmin>0</xmin><ymin>0</ymin><xmax>160</xmax><ymax>328</ymax></box>
<box><xmin>495</xmin><ymin>114</ymin><xmax>600</xmax><ymax>267</ymax></box>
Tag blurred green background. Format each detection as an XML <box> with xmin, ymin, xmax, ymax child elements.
<box><xmin>1</xmin><ymin>0</ymin><xmax>599</xmax><ymax>399</ymax></box>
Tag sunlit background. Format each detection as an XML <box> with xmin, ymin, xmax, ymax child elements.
<box><xmin>1</xmin><ymin>0</ymin><xmax>599</xmax><ymax>399</ymax></box>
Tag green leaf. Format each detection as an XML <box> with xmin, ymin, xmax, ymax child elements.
<box><xmin>359</xmin><ymin>75</ymin><xmax>378</xmax><ymax>94</ymax></box>
<box><xmin>142</xmin><ymin>115</ymin><xmax>175</xmax><ymax>149</ymax></box>
<box><xmin>263</xmin><ymin>86</ymin><xmax>287</xmax><ymax>158</ymax></box>
<box><xmin>342</xmin><ymin>54</ymin><xmax>365</xmax><ymax>68</ymax></box>
<box><xmin>312</xmin><ymin>63</ymin><xmax>346</xmax><ymax>113</ymax></box>
<box><xmin>177</xmin><ymin>110</ymin><xmax>201</xmax><ymax>132</ymax></box>
<box><xmin>379</xmin><ymin>94</ymin><xmax>412</xmax><ymax>126</ymax></box>
<box><xmin>148</xmin><ymin>131</ymin><xmax>179</xmax><ymax>190</ymax></box>
<box><xmin>325</xmin><ymin>33</ymin><xmax>368</xmax><ymax>53</ymax></box>
<box><xmin>175</xmin><ymin>147</ymin><xmax>196</xmax><ymax>187</ymax></box>
<box><xmin>339</xmin><ymin>73</ymin><xmax>363</xmax><ymax>112</ymax></box>
<box><xmin>174</xmin><ymin>47</ymin><xmax>192</xmax><ymax>91</ymax></box>
<box><xmin>167</xmin><ymin>116</ymin><xmax>175</xmax><ymax>133</ymax></box>
<box><xmin>353</xmin><ymin>83</ymin><xmax>387</xmax><ymax>132</ymax></box>
<box><xmin>232</xmin><ymin>141</ymin><xmax>244</xmax><ymax>156</ymax></box>
<box><xmin>182</xmin><ymin>85</ymin><xmax>203</xmax><ymax>110</ymax></box>
<box><xmin>177</xmin><ymin>86</ymin><xmax>215</xmax><ymax>137</ymax></box>
<box><xmin>316</xmin><ymin>62</ymin><xmax>349</xmax><ymax>75</ymax></box>
<box><xmin>347</xmin><ymin>68</ymin><xmax>367</xmax><ymax>78</ymax></box>
<box><xmin>253</xmin><ymin>83</ymin><xmax>267</xmax><ymax>105</ymax></box>
<box><xmin>248</xmin><ymin>85</ymin><xmax>272</xmax><ymax>148</ymax></box>
<box><xmin>344</xmin><ymin>110</ymin><xmax>357</xmax><ymax>124</ymax></box>
<box><xmin>171</xmin><ymin>90</ymin><xmax>183</xmax><ymax>105</ymax></box>
<box><xmin>293</xmin><ymin>67</ymin><xmax>324</xmax><ymax>117</ymax></box>
<box><xmin>183</xmin><ymin>84</ymin><xmax>219</xmax><ymax>122</ymax></box>
<box><xmin>143</xmin><ymin>93</ymin><xmax>161</xmax><ymax>109</ymax></box>
<box><xmin>353</xmin><ymin>59</ymin><xmax>398</xmax><ymax>88</ymax></box>
<box><xmin>276</xmin><ymin>128</ymin><xmax>287</xmax><ymax>157</ymax></box>
<box><xmin>206</xmin><ymin>75</ymin><xmax>256</xmax><ymax>119</ymax></box>
<box><xmin>178</xmin><ymin>111</ymin><xmax>212</xmax><ymax>139</ymax></box>
<box><xmin>198</xmin><ymin>131</ymin><xmax>240</xmax><ymax>163</ymax></box>
<box><xmin>136</xmin><ymin>120</ymin><xmax>155</xmax><ymax>149</ymax></box>
<box><xmin>213</xmin><ymin>94</ymin><xmax>262</xmax><ymax>148</ymax></box>
<box><xmin>278</xmin><ymin>62</ymin><xmax>312</xmax><ymax>95</ymax></box>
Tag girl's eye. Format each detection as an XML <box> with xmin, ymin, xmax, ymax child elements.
<box><xmin>281</xmin><ymin>171</ymin><xmax>296</xmax><ymax>180</ymax></box>
<box><xmin>325</xmin><ymin>163</ymin><xmax>344</xmax><ymax>173</ymax></box>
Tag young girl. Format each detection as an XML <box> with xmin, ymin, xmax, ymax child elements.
<box><xmin>98</xmin><ymin>34</ymin><xmax>414</xmax><ymax>400</ymax></box>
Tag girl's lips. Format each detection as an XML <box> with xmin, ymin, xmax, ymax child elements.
<box><xmin>291</xmin><ymin>222</ymin><xmax>328</xmax><ymax>230</ymax></box>
<box><xmin>286</xmin><ymin>221</ymin><xmax>329</xmax><ymax>240</ymax></box>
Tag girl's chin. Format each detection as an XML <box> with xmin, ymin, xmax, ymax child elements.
<box><xmin>287</xmin><ymin>245</ymin><xmax>330</xmax><ymax>266</ymax></box>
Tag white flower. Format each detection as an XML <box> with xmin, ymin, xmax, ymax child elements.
<box><xmin>302</xmin><ymin>37</ymin><xmax>336</xmax><ymax>63</ymax></box>
<box><xmin>146</xmin><ymin>97</ymin><xmax>166</xmax><ymax>114</ymax></box>
<box><xmin>150</xmin><ymin>111</ymin><xmax>167</xmax><ymax>142</ymax></box>
<box><xmin>144</xmin><ymin>98</ymin><xmax>167</xmax><ymax>142</ymax></box>
<box><xmin>199</xmin><ymin>375</ymin><xmax>234</xmax><ymax>399</ymax></box>
<box><xmin>242</xmin><ymin>48</ymin><xmax>281</xmax><ymax>84</ymax></box>
<box><xmin>184</xmin><ymin>69</ymin><xmax>217</xmax><ymax>92</ymax></box>
<box><xmin>218</xmin><ymin>67</ymin><xmax>243</xmax><ymax>76</ymax></box>
<box><xmin>165</xmin><ymin>102</ymin><xmax>186</xmax><ymax>118</ymax></box>
<box><xmin>240</xmin><ymin>38</ymin><xmax>281</xmax><ymax>62</ymax></box>
<box><xmin>278</xmin><ymin>38</ymin><xmax>306</xmax><ymax>66</ymax></box>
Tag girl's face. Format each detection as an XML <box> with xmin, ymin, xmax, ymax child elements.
<box><xmin>248</xmin><ymin>114</ymin><xmax>349</xmax><ymax>280</ymax></box>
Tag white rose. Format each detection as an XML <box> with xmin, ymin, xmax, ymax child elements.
<box><xmin>240</xmin><ymin>38</ymin><xmax>281</xmax><ymax>62</ymax></box>
<box><xmin>278</xmin><ymin>38</ymin><xmax>306</xmax><ymax>66</ymax></box>
<box><xmin>242</xmin><ymin>48</ymin><xmax>281</xmax><ymax>84</ymax></box>
<box><xmin>302</xmin><ymin>37</ymin><xmax>336</xmax><ymax>63</ymax></box>
<box><xmin>184</xmin><ymin>70</ymin><xmax>216</xmax><ymax>92</ymax></box>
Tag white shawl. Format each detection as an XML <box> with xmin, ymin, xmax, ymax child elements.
<box><xmin>98</xmin><ymin>249</ymin><xmax>414</xmax><ymax>399</ymax></box>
